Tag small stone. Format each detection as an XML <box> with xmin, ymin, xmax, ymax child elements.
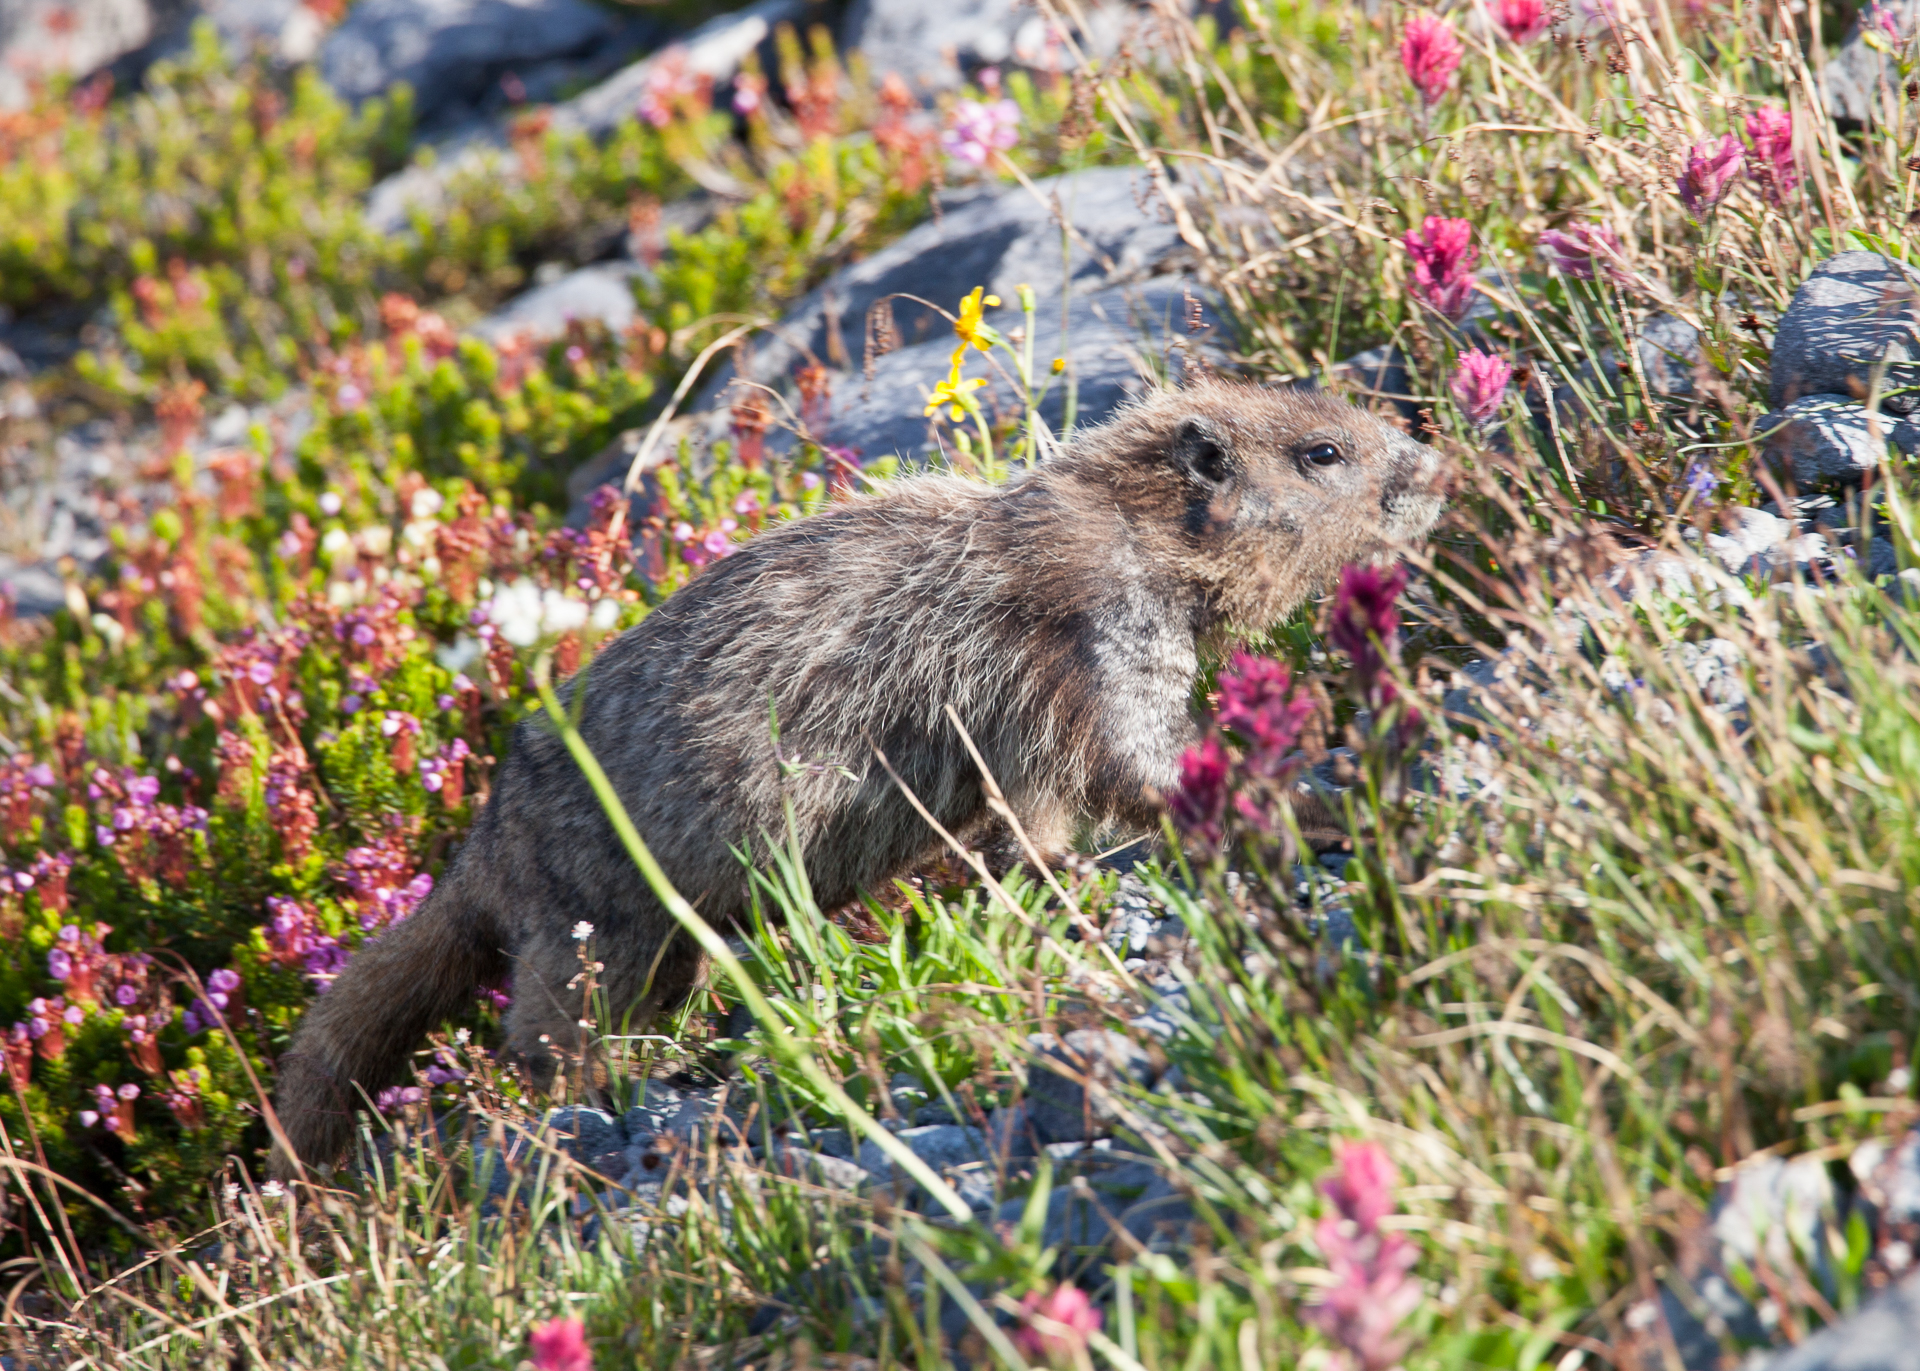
<box><xmin>1756</xmin><ymin>395</ymin><xmax>1920</xmax><ymax>488</ymax></box>
<box><xmin>765</xmin><ymin>1146</ymin><xmax>871</xmax><ymax>1192</ymax></box>
<box><xmin>857</xmin><ymin>1123</ymin><xmax>991</xmax><ymax>1179</ymax></box>
<box><xmin>1704</xmin><ymin>507</ymin><xmax>1795</xmax><ymax>574</ymax></box>
<box><xmin>1770</xmin><ymin>254</ymin><xmax>1920</xmax><ymax>415</ymax></box>
<box><xmin>531</xmin><ymin>1105</ymin><xmax>625</xmax><ymax>1170</ymax></box>
<box><xmin>1026</xmin><ymin>1028</ymin><xmax>1157</xmax><ymax>1145</ymax></box>
<box><xmin>472</xmin><ymin>262</ymin><xmax>645</xmax><ymax>345</ymax></box>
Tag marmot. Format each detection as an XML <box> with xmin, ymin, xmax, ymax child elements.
<box><xmin>272</xmin><ymin>378</ymin><xmax>1444</xmax><ymax>1172</ymax></box>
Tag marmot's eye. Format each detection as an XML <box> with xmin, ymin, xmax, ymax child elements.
<box><xmin>1302</xmin><ymin>442</ymin><xmax>1344</xmax><ymax>467</ymax></box>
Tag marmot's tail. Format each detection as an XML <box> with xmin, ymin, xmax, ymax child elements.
<box><xmin>270</xmin><ymin>882</ymin><xmax>505</xmax><ymax>1177</ymax></box>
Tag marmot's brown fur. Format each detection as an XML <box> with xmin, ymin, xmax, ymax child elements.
<box><xmin>272</xmin><ymin>378</ymin><xmax>1445</xmax><ymax>1173</ymax></box>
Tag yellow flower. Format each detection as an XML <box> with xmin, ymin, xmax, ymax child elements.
<box><xmin>952</xmin><ymin>286</ymin><xmax>1002</xmax><ymax>354</ymax></box>
<box><xmin>924</xmin><ymin>371</ymin><xmax>986</xmax><ymax>420</ymax></box>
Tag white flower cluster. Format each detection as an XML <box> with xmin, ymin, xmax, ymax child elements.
<box><xmin>485</xmin><ymin>577</ymin><xmax>620</xmax><ymax>648</ymax></box>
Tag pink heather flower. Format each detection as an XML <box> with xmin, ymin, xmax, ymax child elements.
<box><xmin>1404</xmin><ymin>216</ymin><xmax>1478</xmax><ymax>323</ymax></box>
<box><xmin>529</xmin><ymin>1315</ymin><xmax>593</xmax><ymax>1371</ymax></box>
<box><xmin>1866</xmin><ymin>1</ymin><xmax>1904</xmax><ymax>40</ymax></box>
<box><xmin>1450</xmin><ymin>348</ymin><xmax>1514</xmax><ymax>424</ymax></box>
<box><xmin>941</xmin><ymin>98</ymin><xmax>1020</xmax><ymax>167</ymax></box>
<box><xmin>732</xmin><ymin>72</ymin><xmax>766</xmax><ymax>117</ymax></box>
<box><xmin>1016</xmin><ymin>1284</ymin><xmax>1102</xmax><ymax>1363</ymax></box>
<box><xmin>1168</xmin><ymin>733</ymin><xmax>1231</xmax><ymax>851</ymax></box>
<box><xmin>1400</xmin><ymin>13</ymin><xmax>1464</xmax><ymax>106</ymax></box>
<box><xmin>1329</xmin><ymin>563</ymin><xmax>1409</xmax><ymax>711</ymax></box>
<box><xmin>1495</xmin><ymin>0</ymin><xmax>1550</xmax><ymax>42</ymax></box>
<box><xmin>1537</xmin><ymin>223</ymin><xmax>1632</xmax><ymax>284</ymax></box>
<box><xmin>1305</xmin><ymin>1141</ymin><xmax>1423</xmax><ymax>1371</ymax></box>
<box><xmin>1677</xmin><ymin>135</ymin><xmax>1745</xmax><ymax>218</ymax></box>
<box><xmin>1744</xmin><ymin>103</ymin><xmax>1799</xmax><ymax>206</ymax></box>
<box><xmin>1216</xmin><ymin>652</ymin><xmax>1315</xmax><ymax>777</ymax></box>
<box><xmin>1323</xmin><ymin>1140</ymin><xmax>1400</xmax><ymax>1232</ymax></box>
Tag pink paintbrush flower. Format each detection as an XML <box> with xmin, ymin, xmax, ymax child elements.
<box><xmin>1401</xmin><ymin>13</ymin><xmax>1464</xmax><ymax>105</ymax></box>
<box><xmin>1537</xmin><ymin>222</ymin><xmax>1633</xmax><ymax>284</ymax></box>
<box><xmin>1677</xmin><ymin>135</ymin><xmax>1745</xmax><ymax>218</ymax></box>
<box><xmin>1495</xmin><ymin>0</ymin><xmax>1551</xmax><ymax>42</ymax></box>
<box><xmin>1304</xmin><ymin>1141</ymin><xmax>1424</xmax><ymax>1371</ymax></box>
<box><xmin>1017</xmin><ymin>1284</ymin><xmax>1103</xmax><ymax>1363</ymax></box>
<box><xmin>529</xmin><ymin>1315</ymin><xmax>592</xmax><ymax>1371</ymax></box>
<box><xmin>1404</xmin><ymin>216</ymin><xmax>1479</xmax><ymax>322</ymax></box>
<box><xmin>1450</xmin><ymin>348</ymin><xmax>1514</xmax><ymax>424</ymax></box>
<box><xmin>1743</xmin><ymin>103</ymin><xmax>1798</xmax><ymax>206</ymax></box>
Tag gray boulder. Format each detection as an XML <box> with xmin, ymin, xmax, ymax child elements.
<box><xmin>0</xmin><ymin>0</ymin><xmax>152</xmax><ymax>110</ymax></box>
<box><xmin>1825</xmin><ymin>2</ymin><xmax>1919</xmax><ymax>125</ymax></box>
<box><xmin>363</xmin><ymin>0</ymin><xmax>801</xmax><ymax>232</ymax></box>
<box><xmin>1760</xmin><ymin>1273</ymin><xmax>1920</xmax><ymax>1371</ymax></box>
<box><xmin>842</xmin><ymin>0</ymin><xmax>1131</xmax><ymax>92</ymax></box>
<box><xmin>528</xmin><ymin>1105</ymin><xmax>626</xmax><ymax>1171</ymax></box>
<box><xmin>319</xmin><ymin>0</ymin><xmax>618</xmax><ymax>127</ymax></box>
<box><xmin>1756</xmin><ymin>395</ymin><xmax>1920</xmax><ymax>488</ymax></box>
<box><xmin>696</xmin><ymin>166</ymin><xmax>1220</xmax><ymax>463</ymax></box>
<box><xmin>471</xmin><ymin>262</ymin><xmax>645</xmax><ymax>344</ymax></box>
<box><xmin>1026</xmin><ymin>1027</ymin><xmax>1157</xmax><ymax>1145</ymax></box>
<box><xmin>1770</xmin><ymin>253</ymin><xmax>1920</xmax><ymax>414</ymax></box>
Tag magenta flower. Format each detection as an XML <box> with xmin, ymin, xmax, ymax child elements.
<box><xmin>1305</xmin><ymin>1142</ymin><xmax>1423</xmax><ymax>1371</ymax></box>
<box><xmin>1743</xmin><ymin>104</ymin><xmax>1798</xmax><ymax>206</ymax></box>
<box><xmin>1400</xmin><ymin>13</ymin><xmax>1464</xmax><ymax>106</ymax></box>
<box><xmin>1495</xmin><ymin>0</ymin><xmax>1550</xmax><ymax>41</ymax></box>
<box><xmin>1168</xmin><ymin>733</ymin><xmax>1231</xmax><ymax>851</ymax></box>
<box><xmin>529</xmin><ymin>1315</ymin><xmax>593</xmax><ymax>1371</ymax></box>
<box><xmin>1450</xmin><ymin>348</ymin><xmax>1514</xmax><ymax>425</ymax></box>
<box><xmin>1016</xmin><ymin>1284</ymin><xmax>1103</xmax><ymax>1363</ymax></box>
<box><xmin>1404</xmin><ymin>217</ymin><xmax>1478</xmax><ymax>323</ymax></box>
<box><xmin>1866</xmin><ymin>2</ymin><xmax>1904</xmax><ymax>41</ymax></box>
<box><xmin>1322</xmin><ymin>1139</ymin><xmax>1401</xmax><ymax>1232</ymax></box>
<box><xmin>1677</xmin><ymin>135</ymin><xmax>1745</xmax><ymax>218</ymax></box>
<box><xmin>1329</xmin><ymin>563</ymin><xmax>1409</xmax><ymax>712</ymax></box>
<box><xmin>1537</xmin><ymin>223</ymin><xmax>1632</xmax><ymax>284</ymax></box>
<box><xmin>941</xmin><ymin>98</ymin><xmax>1020</xmax><ymax>167</ymax></box>
<box><xmin>1216</xmin><ymin>652</ymin><xmax>1315</xmax><ymax>777</ymax></box>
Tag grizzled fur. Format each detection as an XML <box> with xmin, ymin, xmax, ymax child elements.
<box><xmin>272</xmin><ymin>379</ymin><xmax>1444</xmax><ymax>1173</ymax></box>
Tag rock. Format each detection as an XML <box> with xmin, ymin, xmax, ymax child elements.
<box><xmin>362</xmin><ymin>0</ymin><xmax>802</xmax><ymax>232</ymax></box>
<box><xmin>765</xmin><ymin>1146</ymin><xmax>871</xmax><ymax>1192</ymax></box>
<box><xmin>1324</xmin><ymin>344</ymin><xmax>1418</xmax><ymax>421</ymax></box>
<box><xmin>1770</xmin><ymin>254</ymin><xmax>1920</xmax><ymax>415</ymax></box>
<box><xmin>1117</xmin><ymin>1172</ymin><xmax>1194</xmax><ymax>1250</ymax></box>
<box><xmin>841</xmin><ymin>0</ymin><xmax>1130</xmax><ymax>92</ymax></box>
<box><xmin>1757</xmin><ymin>395</ymin><xmax>1920</xmax><ymax>488</ymax></box>
<box><xmin>106</xmin><ymin>0</ymin><xmax>326</xmax><ymax>84</ymax></box>
<box><xmin>1824</xmin><ymin>2</ymin><xmax>1919</xmax><ymax>125</ymax></box>
<box><xmin>528</xmin><ymin>1105</ymin><xmax>626</xmax><ymax>1171</ymax></box>
<box><xmin>622</xmin><ymin>1085</ymin><xmax>718</xmax><ymax>1144</ymax></box>
<box><xmin>986</xmin><ymin>1103</ymin><xmax>1038</xmax><ymax>1161</ymax></box>
<box><xmin>319</xmin><ymin>0</ymin><xmax>619</xmax><ymax>128</ymax></box>
<box><xmin>471</xmin><ymin>262</ymin><xmax>644</xmax><ymax>344</ymax></box>
<box><xmin>1026</xmin><ymin>1027</ymin><xmax>1157</xmax><ymax>1145</ymax></box>
<box><xmin>696</xmin><ymin>166</ymin><xmax>1219</xmax><ymax>463</ymax></box>
<box><xmin>1757</xmin><ymin>1271</ymin><xmax>1920</xmax><ymax>1371</ymax></box>
<box><xmin>856</xmin><ymin>1123</ymin><xmax>991</xmax><ymax>1179</ymax></box>
<box><xmin>1636</xmin><ymin>312</ymin><xmax>1702</xmax><ymax>397</ymax></box>
<box><xmin>1705</xmin><ymin>507</ymin><xmax>1797</xmax><ymax>573</ymax></box>
<box><xmin>0</xmin><ymin>0</ymin><xmax>152</xmax><ymax>111</ymax></box>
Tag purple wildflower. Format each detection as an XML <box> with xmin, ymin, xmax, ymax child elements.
<box><xmin>1450</xmin><ymin>349</ymin><xmax>1514</xmax><ymax>425</ymax></box>
<box><xmin>941</xmin><ymin>98</ymin><xmax>1020</xmax><ymax>167</ymax></box>
<box><xmin>1403</xmin><ymin>217</ymin><xmax>1478</xmax><ymax>323</ymax></box>
<box><xmin>1677</xmin><ymin>135</ymin><xmax>1745</xmax><ymax>218</ymax></box>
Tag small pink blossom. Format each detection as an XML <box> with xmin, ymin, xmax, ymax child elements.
<box><xmin>1216</xmin><ymin>653</ymin><xmax>1315</xmax><ymax>777</ymax></box>
<box><xmin>529</xmin><ymin>1315</ymin><xmax>593</xmax><ymax>1371</ymax></box>
<box><xmin>1404</xmin><ymin>217</ymin><xmax>1479</xmax><ymax>323</ymax></box>
<box><xmin>1016</xmin><ymin>1284</ymin><xmax>1102</xmax><ymax>1363</ymax></box>
<box><xmin>1329</xmin><ymin>563</ymin><xmax>1409</xmax><ymax>713</ymax></box>
<box><xmin>1744</xmin><ymin>103</ymin><xmax>1798</xmax><ymax>206</ymax></box>
<box><xmin>1168</xmin><ymin>733</ymin><xmax>1231</xmax><ymax>851</ymax></box>
<box><xmin>1450</xmin><ymin>348</ymin><xmax>1514</xmax><ymax>424</ymax></box>
<box><xmin>1305</xmin><ymin>1141</ymin><xmax>1423</xmax><ymax>1371</ymax></box>
<box><xmin>941</xmin><ymin>98</ymin><xmax>1020</xmax><ymax>167</ymax></box>
<box><xmin>1400</xmin><ymin>13</ymin><xmax>1464</xmax><ymax>106</ymax></box>
<box><xmin>1495</xmin><ymin>0</ymin><xmax>1551</xmax><ymax>42</ymax></box>
<box><xmin>1537</xmin><ymin>223</ymin><xmax>1632</xmax><ymax>283</ymax></box>
<box><xmin>1677</xmin><ymin>135</ymin><xmax>1745</xmax><ymax>218</ymax></box>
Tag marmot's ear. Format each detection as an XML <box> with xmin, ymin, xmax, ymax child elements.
<box><xmin>1169</xmin><ymin>416</ymin><xmax>1235</xmax><ymax>487</ymax></box>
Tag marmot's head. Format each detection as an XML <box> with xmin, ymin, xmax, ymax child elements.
<box><xmin>1058</xmin><ymin>379</ymin><xmax>1447</xmax><ymax>630</ymax></box>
